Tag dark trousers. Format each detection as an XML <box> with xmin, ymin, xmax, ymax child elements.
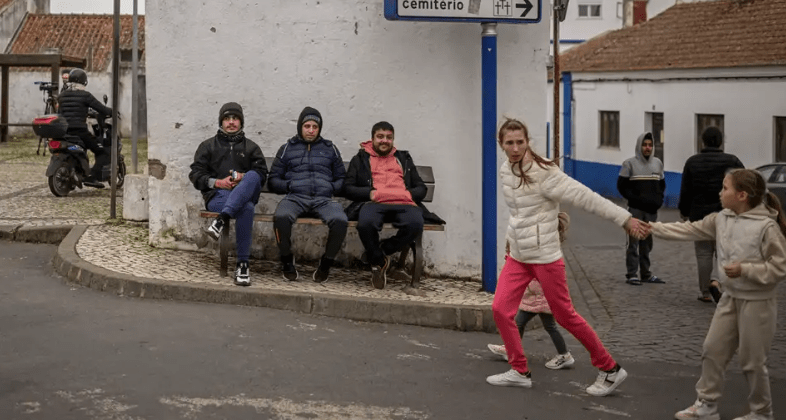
<box><xmin>515</xmin><ymin>310</ymin><xmax>569</xmax><ymax>355</ymax></box>
<box><xmin>356</xmin><ymin>203</ymin><xmax>424</xmax><ymax>267</ymax></box>
<box><xmin>626</xmin><ymin>207</ymin><xmax>658</xmax><ymax>280</ymax></box>
<box><xmin>68</xmin><ymin>128</ymin><xmax>107</xmax><ymax>180</ymax></box>
<box><xmin>273</xmin><ymin>195</ymin><xmax>348</xmax><ymax>260</ymax></box>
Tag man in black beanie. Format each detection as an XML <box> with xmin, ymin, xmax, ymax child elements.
<box><xmin>189</xmin><ymin>102</ymin><xmax>268</xmax><ymax>286</ymax></box>
<box><xmin>678</xmin><ymin>126</ymin><xmax>744</xmax><ymax>303</ymax></box>
<box><xmin>268</xmin><ymin>106</ymin><xmax>348</xmax><ymax>283</ymax></box>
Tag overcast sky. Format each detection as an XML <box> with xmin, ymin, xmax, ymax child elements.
<box><xmin>50</xmin><ymin>0</ymin><xmax>145</xmax><ymax>15</ymax></box>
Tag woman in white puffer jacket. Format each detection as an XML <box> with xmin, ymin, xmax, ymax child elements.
<box><xmin>485</xmin><ymin>118</ymin><xmax>649</xmax><ymax>398</ymax></box>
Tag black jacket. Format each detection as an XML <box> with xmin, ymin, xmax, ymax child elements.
<box><xmin>344</xmin><ymin>149</ymin><xmax>445</xmax><ymax>224</ymax></box>
<box><xmin>678</xmin><ymin>148</ymin><xmax>744</xmax><ymax>221</ymax></box>
<box><xmin>57</xmin><ymin>89</ymin><xmax>112</xmax><ymax>130</ymax></box>
<box><xmin>267</xmin><ymin>136</ymin><xmax>345</xmax><ymax>198</ymax></box>
<box><xmin>189</xmin><ymin>130</ymin><xmax>268</xmax><ymax>206</ymax></box>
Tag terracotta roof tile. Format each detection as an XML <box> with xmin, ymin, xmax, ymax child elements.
<box><xmin>7</xmin><ymin>14</ymin><xmax>145</xmax><ymax>72</ymax></box>
<box><xmin>561</xmin><ymin>0</ymin><xmax>786</xmax><ymax>72</ymax></box>
<box><xmin>0</xmin><ymin>0</ymin><xmax>14</xmax><ymax>10</ymax></box>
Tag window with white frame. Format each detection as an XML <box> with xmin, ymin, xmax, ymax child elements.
<box><xmin>600</xmin><ymin>111</ymin><xmax>620</xmax><ymax>148</ymax></box>
<box><xmin>578</xmin><ymin>3</ymin><xmax>601</xmax><ymax>18</ymax></box>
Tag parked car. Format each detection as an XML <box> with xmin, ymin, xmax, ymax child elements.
<box><xmin>756</xmin><ymin>163</ymin><xmax>786</xmax><ymax>207</ymax></box>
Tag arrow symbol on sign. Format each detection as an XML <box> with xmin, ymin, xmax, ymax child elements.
<box><xmin>516</xmin><ymin>0</ymin><xmax>533</xmax><ymax>17</ymax></box>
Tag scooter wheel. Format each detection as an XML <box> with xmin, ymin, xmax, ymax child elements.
<box><xmin>48</xmin><ymin>165</ymin><xmax>73</xmax><ymax>197</ymax></box>
<box><xmin>116</xmin><ymin>159</ymin><xmax>126</xmax><ymax>188</ymax></box>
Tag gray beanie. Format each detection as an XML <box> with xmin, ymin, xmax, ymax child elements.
<box><xmin>218</xmin><ymin>102</ymin><xmax>244</xmax><ymax>128</ymax></box>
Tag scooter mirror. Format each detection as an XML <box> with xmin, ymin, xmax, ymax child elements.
<box><xmin>103</xmin><ymin>94</ymin><xmax>108</xmax><ymax>104</ymax></box>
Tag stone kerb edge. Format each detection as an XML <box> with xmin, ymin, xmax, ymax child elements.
<box><xmin>54</xmin><ymin>226</ymin><xmax>496</xmax><ymax>333</ymax></box>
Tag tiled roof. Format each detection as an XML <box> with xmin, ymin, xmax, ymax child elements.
<box><xmin>561</xmin><ymin>0</ymin><xmax>786</xmax><ymax>72</ymax></box>
<box><xmin>7</xmin><ymin>14</ymin><xmax>145</xmax><ymax>72</ymax></box>
<box><xmin>0</xmin><ymin>0</ymin><xmax>14</xmax><ymax>11</ymax></box>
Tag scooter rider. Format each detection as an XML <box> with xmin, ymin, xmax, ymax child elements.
<box><xmin>57</xmin><ymin>68</ymin><xmax>112</xmax><ymax>188</ymax></box>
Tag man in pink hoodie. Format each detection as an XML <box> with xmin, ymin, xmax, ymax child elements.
<box><xmin>344</xmin><ymin>121</ymin><xmax>428</xmax><ymax>289</ymax></box>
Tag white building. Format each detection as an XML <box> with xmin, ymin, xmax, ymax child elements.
<box><xmin>554</xmin><ymin>0</ymin><xmax>786</xmax><ymax>206</ymax></box>
<box><xmin>144</xmin><ymin>0</ymin><xmax>550</xmax><ymax>279</ymax></box>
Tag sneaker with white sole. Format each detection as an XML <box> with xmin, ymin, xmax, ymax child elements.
<box><xmin>586</xmin><ymin>365</ymin><xmax>628</xmax><ymax>396</ymax></box>
<box><xmin>206</xmin><ymin>215</ymin><xmax>226</xmax><ymax>241</ymax></box>
<box><xmin>234</xmin><ymin>261</ymin><xmax>250</xmax><ymax>286</ymax></box>
<box><xmin>731</xmin><ymin>412</ymin><xmax>775</xmax><ymax>420</ymax></box>
<box><xmin>674</xmin><ymin>399</ymin><xmax>720</xmax><ymax>420</ymax></box>
<box><xmin>545</xmin><ymin>352</ymin><xmax>575</xmax><ymax>370</ymax></box>
<box><xmin>370</xmin><ymin>256</ymin><xmax>389</xmax><ymax>289</ymax></box>
<box><xmin>486</xmin><ymin>369</ymin><xmax>532</xmax><ymax>388</ymax></box>
<box><xmin>487</xmin><ymin>344</ymin><xmax>509</xmax><ymax>361</ymax></box>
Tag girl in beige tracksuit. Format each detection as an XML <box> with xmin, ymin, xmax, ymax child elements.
<box><xmin>650</xmin><ymin>169</ymin><xmax>786</xmax><ymax>420</ymax></box>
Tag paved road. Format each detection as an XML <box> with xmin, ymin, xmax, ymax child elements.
<box><xmin>3</xmin><ymin>241</ymin><xmax>784</xmax><ymax>419</ymax></box>
<box><xmin>563</xmin><ymin>202</ymin><xmax>786</xmax><ymax>379</ymax></box>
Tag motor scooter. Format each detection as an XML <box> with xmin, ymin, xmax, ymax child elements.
<box><xmin>33</xmin><ymin>97</ymin><xmax>125</xmax><ymax>197</ymax></box>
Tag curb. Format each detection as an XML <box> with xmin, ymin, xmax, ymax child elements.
<box><xmin>563</xmin><ymin>246</ymin><xmax>613</xmax><ymax>336</ymax></box>
<box><xmin>0</xmin><ymin>224</ymin><xmax>74</xmax><ymax>244</ymax></box>
<box><xmin>52</xmin><ymin>225</ymin><xmax>498</xmax><ymax>333</ymax></box>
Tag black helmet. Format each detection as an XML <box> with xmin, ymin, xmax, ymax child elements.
<box><xmin>68</xmin><ymin>68</ymin><xmax>88</xmax><ymax>86</ymax></box>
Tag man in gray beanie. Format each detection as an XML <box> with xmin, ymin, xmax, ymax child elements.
<box><xmin>268</xmin><ymin>106</ymin><xmax>348</xmax><ymax>283</ymax></box>
<box><xmin>189</xmin><ymin>102</ymin><xmax>268</xmax><ymax>286</ymax></box>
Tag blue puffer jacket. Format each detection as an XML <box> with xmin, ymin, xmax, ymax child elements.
<box><xmin>267</xmin><ymin>135</ymin><xmax>345</xmax><ymax>198</ymax></box>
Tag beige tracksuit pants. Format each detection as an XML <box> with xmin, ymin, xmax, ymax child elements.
<box><xmin>696</xmin><ymin>293</ymin><xmax>777</xmax><ymax>416</ymax></box>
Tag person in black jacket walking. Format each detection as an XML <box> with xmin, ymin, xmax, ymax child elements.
<box><xmin>344</xmin><ymin>121</ymin><xmax>430</xmax><ymax>289</ymax></box>
<box><xmin>57</xmin><ymin>68</ymin><xmax>112</xmax><ymax>187</ymax></box>
<box><xmin>617</xmin><ymin>132</ymin><xmax>666</xmax><ymax>286</ymax></box>
<box><xmin>189</xmin><ymin>102</ymin><xmax>268</xmax><ymax>286</ymax></box>
<box><xmin>268</xmin><ymin>107</ymin><xmax>348</xmax><ymax>283</ymax></box>
<box><xmin>678</xmin><ymin>127</ymin><xmax>744</xmax><ymax>303</ymax></box>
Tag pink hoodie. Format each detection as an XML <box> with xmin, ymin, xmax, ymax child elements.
<box><xmin>362</xmin><ymin>141</ymin><xmax>415</xmax><ymax>206</ymax></box>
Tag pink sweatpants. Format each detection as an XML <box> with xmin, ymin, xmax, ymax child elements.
<box><xmin>492</xmin><ymin>256</ymin><xmax>616</xmax><ymax>373</ymax></box>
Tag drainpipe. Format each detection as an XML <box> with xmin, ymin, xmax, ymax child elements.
<box><xmin>562</xmin><ymin>71</ymin><xmax>574</xmax><ymax>178</ymax></box>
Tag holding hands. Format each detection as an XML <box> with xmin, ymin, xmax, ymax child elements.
<box><xmin>624</xmin><ymin>217</ymin><xmax>651</xmax><ymax>239</ymax></box>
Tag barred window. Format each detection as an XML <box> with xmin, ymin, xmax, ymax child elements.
<box><xmin>599</xmin><ymin>111</ymin><xmax>620</xmax><ymax>148</ymax></box>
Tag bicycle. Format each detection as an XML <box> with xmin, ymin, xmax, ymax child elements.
<box><xmin>33</xmin><ymin>81</ymin><xmax>59</xmax><ymax>156</ymax></box>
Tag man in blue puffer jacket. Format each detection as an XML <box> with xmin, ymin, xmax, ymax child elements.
<box><xmin>268</xmin><ymin>106</ymin><xmax>348</xmax><ymax>283</ymax></box>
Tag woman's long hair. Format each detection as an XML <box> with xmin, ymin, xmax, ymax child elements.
<box><xmin>497</xmin><ymin>118</ymin><xmax>555</xmax><ymax>188</ymax></box>
<box><xmin>727</xmin><ymin>168</ymin><xmax>786</xmax><ymax>238</ymax></box>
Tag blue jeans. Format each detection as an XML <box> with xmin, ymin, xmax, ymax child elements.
<box><xmin>206</xmin><ymin>170</ymin><xmax>262</xmax><ymax>262</ymax></box>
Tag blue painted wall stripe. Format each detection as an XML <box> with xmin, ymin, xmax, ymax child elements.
<box><xmin>572</xmin><ymin>160</ymin><xmax>681</xmax><ymax>209</ymax></box>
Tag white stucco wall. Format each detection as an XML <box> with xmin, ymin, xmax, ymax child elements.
<box><xmin>567</xmin><ymin>67</ymin><xmax>786</xmax><ymax>172</ymax></box>
<box><xmin>6</xmin><ymin>70</ymin><xmax>142</xmax><ymax>137</ymax></box>
<box><xmin>145</xmin><ymin>0</ymin><xmax>549</xmax><ymax>279</ymax></box>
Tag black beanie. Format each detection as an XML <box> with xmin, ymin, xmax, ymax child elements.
<box><xmin>218</xmin><ymin>102</ymin><xmax>244</xmax><ymax>128</ymax></box>
<box><xmin>297</xmin><ymin>106</ymin><xmax>322</xmax><ymax>139</ymax></box>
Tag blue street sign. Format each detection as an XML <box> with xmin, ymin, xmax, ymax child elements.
<box><xmin>384</xmin><ymin>0</ymin><xmax>541</xmax><ymax>23</ymax></box>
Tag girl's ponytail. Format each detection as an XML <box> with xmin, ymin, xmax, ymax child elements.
<box><xmin>765</xmin><ymin>191</ymin><xmax>786</xmax><ymax>238</ymax></box>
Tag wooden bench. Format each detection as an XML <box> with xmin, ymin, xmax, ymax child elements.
<box><xmin>199</xmin><ymin>164</ymin><xmax>445</xmax><ymax>287</ymax></box>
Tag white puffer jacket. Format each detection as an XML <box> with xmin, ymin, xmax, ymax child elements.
<box><xmin>501</xmin><ymin>160</ymin><xmax>631</xmax><ymax>264</ymax></box>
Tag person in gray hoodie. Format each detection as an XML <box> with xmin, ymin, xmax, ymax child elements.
<box><xmin>617</xmin><ymin>132</ymin><xmax>666</xmax><ymax>285</ymax></box>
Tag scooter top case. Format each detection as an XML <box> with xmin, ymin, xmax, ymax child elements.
<box><xmin>32</xmin><ymin>114</ymin><xmax>68</xmax><ymax>138</ymax></box>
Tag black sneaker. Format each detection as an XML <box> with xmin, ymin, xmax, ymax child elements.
<box><xmin>313</xmin><ymin>256</ymin><xmax>334</xmax><ymax>283</ymax></box>
<box><xmin>281</xmin><ymin>254</ymin><xmax>299</xmax><ymax>281</ymax></box>
<box><xmin>709</xmin><ymin>283</ymin><xmax>723</xmax><ymax>303</ymax></box>
<box><xmin>625</xmin><ymin>277</ymin><xmax>641</xmax><ymax>286</ymax></box>
<box><xmin>371</xmin><ymin>256</ymin><xmax>390</xmax><ymax>289</ymax></box>
<box><xmin>234</xmin><ymin>261</ymin><xmax>250</xmax><ymax>286</ymax></box>
<box><xmin>206</xmin><ymin>215</ymin><xmax>226</xmax><ymax>241</ymax></box>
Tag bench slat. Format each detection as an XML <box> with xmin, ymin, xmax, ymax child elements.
<box><xmin>199</xmin><ymin>211</ymin><xmax>445</xmax><ymax>231</ymax></box>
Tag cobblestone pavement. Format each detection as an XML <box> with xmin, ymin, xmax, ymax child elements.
<box><xmin>563</xmin><ymin>203</ymin><xmax>786</xmax><ymax>379</ymax></box>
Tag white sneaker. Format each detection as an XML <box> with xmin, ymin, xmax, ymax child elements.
<box><xmin>486</xmin><ymin>369</ymin><xmax>532</xmax><ymax>388</ymax></box>
<box><xmin>487</xmin><ymin>344</ymin><xmax>508</xmax><ymax>361</ymax></box>
<box><xmin>732</xmin><ymin>412</ymin><xmax>774</xmax><ymax>420</ymax></box>
<box><xmin>234</xmin><ymin>261</ymin><xmax>250</xmax><ymax>286</ymax></box>
<box><xmin>586</xmin><ymin>366</ymin><xmax>628</xmax><ymax>396</ymax></box>
<box><xmin>674</xmin><ymin>399</ymin><xmax>720</xmax><ymax>420</ymax></box>
<box><xmin>545</xmin><ymin>352</ymin><xmax>575</xmax><ymax>370</ymax></box>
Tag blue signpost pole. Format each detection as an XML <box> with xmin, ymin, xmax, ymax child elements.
<box><xmin>481</xmin><ymin>22</ymin><xmax>497</xmax><ymax>293</ymax></box>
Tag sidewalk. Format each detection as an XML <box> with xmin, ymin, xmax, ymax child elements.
<box><xmin>0</xmin><ymin>138</ymin><xmax>606</xmax><ymax>335</ymax></box>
